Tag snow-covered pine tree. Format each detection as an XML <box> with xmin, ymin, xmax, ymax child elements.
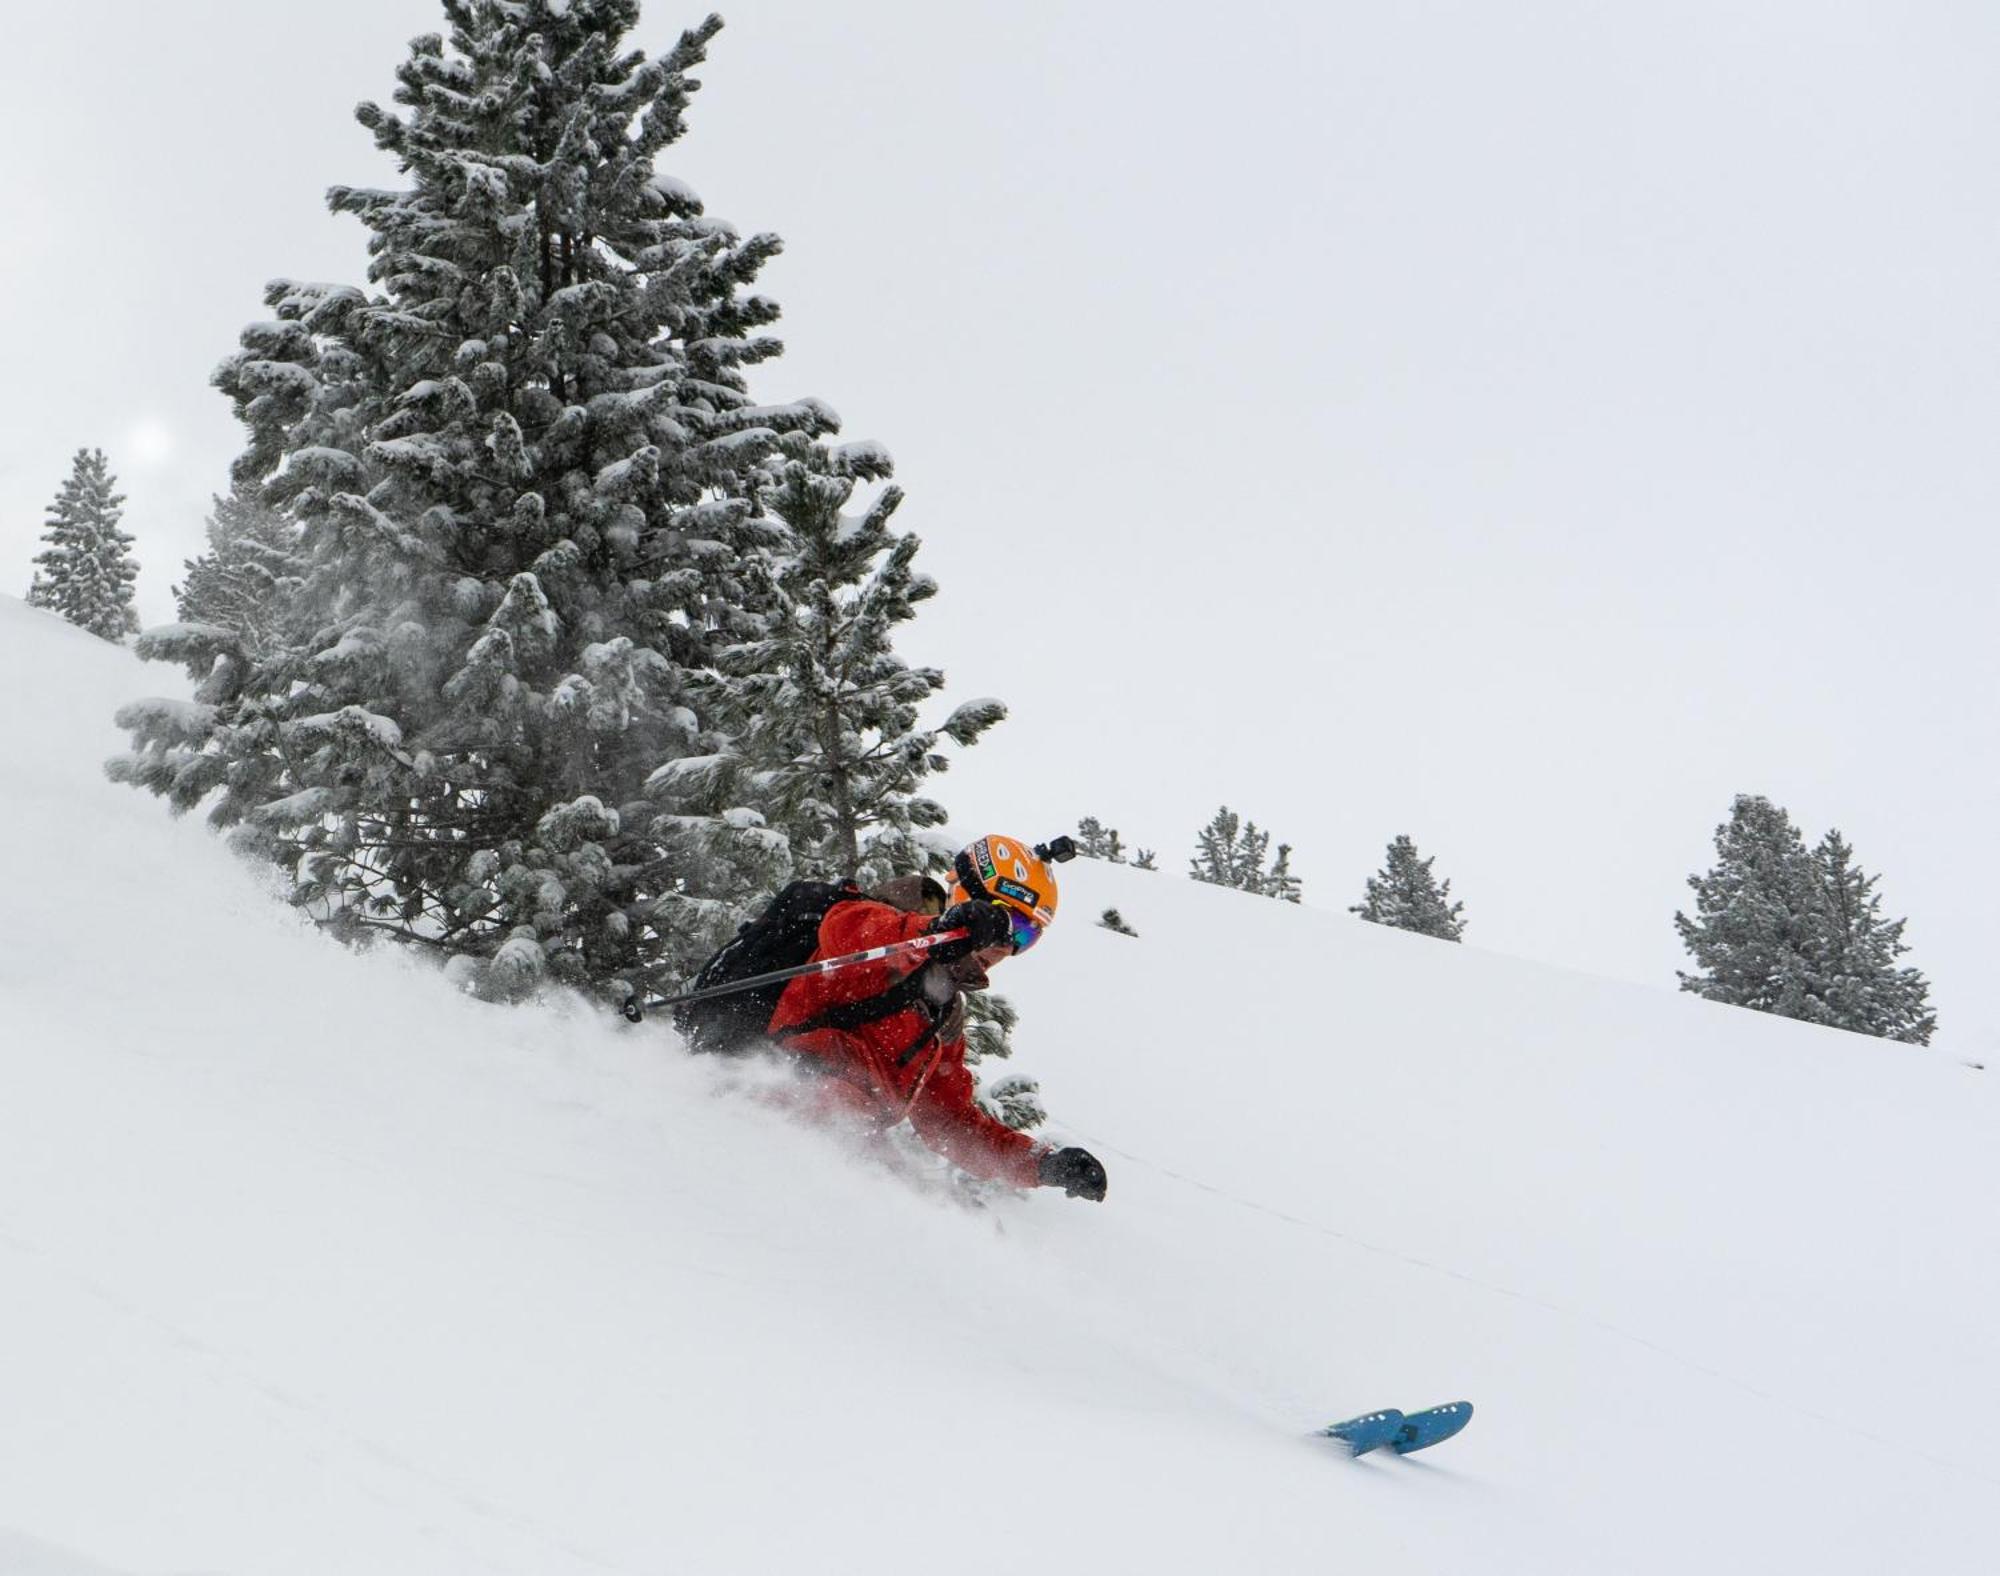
<box><xmin>648</xmin><ymin>457</ymin><xmax>1004</xmax><ymax>900</ymax></box>
<box><xmin>1231</xmin><ymin>820</ymin><xmax>1271</xmax><ymax>890</ymax></box>
<box><xmin>1132</xmin><ymin>847</ymin><xmax>1157</xmax><ymax>870</ymax></box>
<box><xmin>1190</xmin><ymin>806</ymin><xmax>1244</xmax><ymax>885</ymax></box>
<box><xmin>976</xmin><ymin>1070</ymin><xmax>1047</xmax><ymax>1132</ymax></box>
<box><xmin>1678</xmin><ymin>799</ymin><xmax>1936</xmax><ymax>1043</ymax></box>
<box><xmin>1674</xmin><ymin>795</ymin><xmax>1823</xmax><ymax>1019</ymax></box>
<box><xmin>173</xmin><ymin>489</ymin><xmax>305</xmax><ymax>655</ymax></box>
<box><xmin>1351</xmin><ymin>834</ymin><xmax>1465</xmax><ymax>939</ymax></box>
<box><xmin>1075</xmin><ymin>817</ymin><xmax>1131</xmax><ymax>862</ymax></box>
<box><xmin>641</xmin><ymin>447</ymin><xmax>1020</xmax><ymax>1077</ymax></box>
<box><xmin>27</xmin><ymin>448</ymin><xmax>140</xmax><ymax>642</ymax></box>
<box><xmin>1804</xmin><ymin>830</ymin><xmax>1936</xmax><ymax>1044</ymax></box>
<box><xmin>963</xmin><ymin>990</ymin><xmax>1044</xmax><ymax>1131</ymax></box>
<box><xmin>1189</xmin><ymin>805</ymin><xmax>1297</xmax><ymax>897</ymax></box>
<box><xmin>1262</xmin><ymin>842</ymin><xmax>1301</xmax><ymax>903</ymax></box>
<box><xmin>112</xmin><ymin>6</ymin><xmax>857</xmax><ymax>999</ymax></box>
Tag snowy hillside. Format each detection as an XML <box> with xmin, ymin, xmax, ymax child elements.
<box><xmin>3</xmin><ymin>592</ymin><xmax>1995</xmax><ymax>1576</ymax></box>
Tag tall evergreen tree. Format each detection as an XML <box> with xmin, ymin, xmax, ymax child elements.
<box><xmin>1676</xmin><ymin>797</ymin><xmax>1935</xmax><ymax>1043</ymax></box>
<box><xmin>27</xmin><ymin>448</ymin><xmax>140</xmax><ymax>642</ymax></box>
<box><xmin>1351</xmin><ymin>834</ymin><xmax>1464</xmax><ymax>940</ymax></box>
<box><xmin>173</xmin><ymin>489</ymin><xmax>306</xmax><ymax>656</ymax></box>
<box><xmin>649</xmin><ymin>458</ymin><xmax>1004</xmax><ymax>891</ymax></box>
<box><xmin>112</xmin><ymin>6</ymin><xmax>864</xmax><ymax>998</ymax></box>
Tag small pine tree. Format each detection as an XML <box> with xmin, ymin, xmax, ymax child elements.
<box><xmin>1804</xmin><ymin>830</ymin><xmax>1935</xmax><ymax>1044</ymax></box>
<box><xmin>173</xmin><ymin>489</ymin><xmax>305</xmax><ymax>655</ymax></box>
<box><xmin>1075</xmin><ymin>816</ymin><xmax>1130</xmax><ymax>862</ymax></box>
<box><xmin>963</xmin><ymin>991</ymin><xmax>1043</xmax><ymax>1130</ymax></box>
<box><xmin>976</xmin><ymin>1069</ymin><xmax>1047</xmax><ymax>1132</ymax></box>
<box><xmin>1262</xmin><ymin>843</ymin><xmax>1301</xmax><ymax>903</ymax></box>
<box><xmin>1132</xmin><ymin>848</ymin><xmax>1157</xmax><ymax>871</ymax></box>
<box><xmin>1674</xmin><ymin>795</ymin><xmax>1822</xmax><ymax>1019</ymax></box>
<box><xmin>1351</xmin><ymin>835</ymin><xmax>1465</xmax><ymax>940</ymax></box>
<box><xmin>1190</xmin><ymin>806</ymin><xmax>1245</xmax><ymax>886</ymax></box>
<box><xmin>27</xmin><ymin>448</ymin><xmax>140</xmax><ymax>642</ymax></box>
<box><xmin>1676</xmin><ymin>797</ymin><xmax>1935</xmax><ymax>1043</ymax></box>
<box><xmin>1231</xmin><ymin>820</ymin><xmax>1271</xmax><ymax>890</ymax></box>
<box><xmin>1189</xmin><ymin>806</ymin><xmax>1299</xmax><ymax>898</ymax></box>
<box><xmin>1098</xmin><ymin>907</ymin><xmax>1137</xmax><ymax>936</ymax></box>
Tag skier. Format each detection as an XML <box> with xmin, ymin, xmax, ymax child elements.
<box><xmin>765</xmin><ymin>835</ymin><xmax>1109</xmax><ymax>1201</ymax></box>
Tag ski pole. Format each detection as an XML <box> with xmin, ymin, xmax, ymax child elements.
<box><xmin>620</xmin><ymin>928</ymin><xmax>968</xmax><ymax>1024</ymax></box>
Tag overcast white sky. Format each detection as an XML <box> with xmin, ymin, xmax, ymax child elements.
<box><xmin>4</xmin><ymin>1</ymin><xmax>1995</xmax><ymax>1052</ymax></box>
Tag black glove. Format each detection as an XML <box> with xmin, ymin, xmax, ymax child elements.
<box><xmin>931</xmin><ymin>900</ymin><xmax>1012</xmax><ymax>961</ymax></box>
<box><xmin>1038</xmin><ymin>1146</ymin><xmax>1108</xmax><ymax>1202</ymax></box>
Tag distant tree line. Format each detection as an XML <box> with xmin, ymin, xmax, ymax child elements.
<box><xmin>1064</xmin><ymin>796</ymin><xmax>1934</xmax><ymax>1045</ymax></box>
<box><xmin>1077</xmin><ymin>810</ymin><xmax>1456</xmax><ymax>934</ymax></box>
<box><xmin>1075</xmin><ymin>817</ymin><xmax>1154</xmax><ymax>870</ymax></box>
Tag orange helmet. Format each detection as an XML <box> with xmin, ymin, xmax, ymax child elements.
<box><xmin>947</xmin><ymin>835</ymin><xmax>1062</xmax><ymax>950</ymax></box>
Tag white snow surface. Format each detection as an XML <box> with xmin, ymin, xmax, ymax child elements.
<box><xmin>2</xmin><ymin>592</ymin><xmax>1995</xmax><ymax>1575</ymax></box>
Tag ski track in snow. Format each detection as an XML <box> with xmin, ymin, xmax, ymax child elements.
<box><xmin>1071</xmin><ymin>1131</ymin><xmax>2000</xmax><ymax>1489</ymax></box>
<box><xmin>6</xmin><ymin>594</ymin><xmax>1998</xmax><ymax>1575</ymax></box>
<box><xmin>0</xmin><ymin>1222</ymin><xmax>628</xmax><ymax>1576</ymax></box>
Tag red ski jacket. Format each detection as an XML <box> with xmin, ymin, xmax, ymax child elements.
<box><xmin>766</xmin><ymin>898</ymin><xmax>1047</xmax><ymax>1190</ymax></box>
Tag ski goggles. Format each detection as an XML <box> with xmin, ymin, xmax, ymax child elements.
<box><xmin>1004</xmin><ymin>908</ymin><xmax>1044</xmax><ymax>954</ymax></box>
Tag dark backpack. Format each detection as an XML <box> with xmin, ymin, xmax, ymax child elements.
<box><xmin>673</xmin><ymin>880</ymin><xmax>864</xmax><ymax>1055</ymax></box>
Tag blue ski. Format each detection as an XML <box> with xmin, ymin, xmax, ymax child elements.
<box><xmin>1391</xmin><ymin>1401</ymin><xmax>1473</xmax><ymax>1453</ymax></box>
<box><xmin>1320</xmin><ymin>1408</ymin><xmax>1405</xmax><ymax>1455</ymax></box>
<box><xmin>1320</xmin><ymin>1401</ymin><xmax>1474</xmax><ymax>1457</ymax></box>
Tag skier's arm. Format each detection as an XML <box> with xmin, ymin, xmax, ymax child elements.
<box><xmin>904</xmin><ymin>1047</ymin><xmax>1047</xmax><ymax>1190</ymax></box>
<box><xmin>805</xmin><ymin>901</ymin><xmax>939</xmax><ymax>1004</ymax></box>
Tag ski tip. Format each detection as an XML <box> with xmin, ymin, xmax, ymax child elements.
<box><xmin>1390</xmin><ymin>1400</ymin><xmax>1474</xmax><ymax>1455</ymax></box>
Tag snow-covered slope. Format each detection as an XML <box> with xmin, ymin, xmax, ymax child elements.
<box><xmin>4</xmin><ymin>593</ymin><xmax>1995</xmax><ymax>1576</ymax></box>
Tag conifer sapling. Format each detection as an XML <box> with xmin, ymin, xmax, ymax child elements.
<box><xmin>1351</xmin><ymin>834</ymin><xmax>1465</xmax><ymax>940</ymax></box>
<box><xmin>28</xmin><ymin>448</ymin><xmax>140</xmax><ymax>643</ymax></box>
